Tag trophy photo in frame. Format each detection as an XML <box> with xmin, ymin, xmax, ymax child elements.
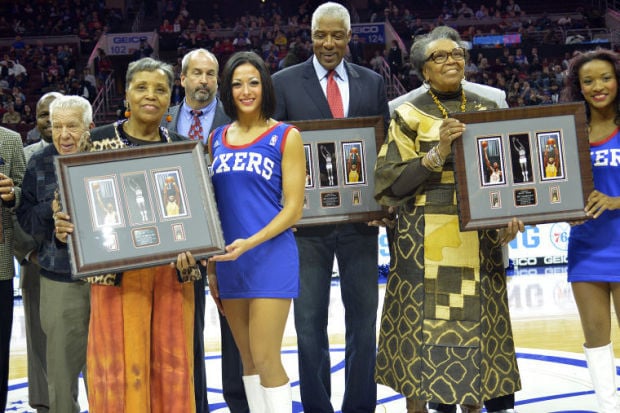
<box><xmin>452</xmin><ymin>102</ymin><xmax>593</xmax><ymax>231</ymax></box>
<box><xmin>292</xmin><ymin>116</ymin><xmax>386</xmax><ymax>226</ymax></box>
<box><xmin>54</xmin><ymin>140</ymin><xmax>225</xmax><ymax>278</ymax></box>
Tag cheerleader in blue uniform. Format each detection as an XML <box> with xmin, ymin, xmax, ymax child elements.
<box><xmin>207</xmin><ymin>51</ymin><xmax>305</xmax><ymax>412</ymax></box>
<box><xmin>562</xmin><ymin>48</ymin><xmax>620</xmax><ymax>412</ymax></box>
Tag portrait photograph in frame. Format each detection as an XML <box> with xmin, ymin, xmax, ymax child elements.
<box><xmin>86</xmin><ymin>177</ymin><xmax>124</xmax><ymax>229</ymax></box>
<box><xmin>477</xmin><ymin>136</ymin><xmax>505</xmax><ymax>186</ymax></box>
<box><xmin>304</xmin><ymin>144</ymin><xmax>314</xmax><ymax>188</ymax></box>
<box><xmin>121</xmin><ymin>172</ymin><xmax>156</xmax><ymax>226</ymax></box>
<box><xmin>537</xmin><ymin>131</ymin><xmax>565</xmax><ymax>180</ymax></box>
<box><xmin>317</xmin><ymin>142</ymin><xmax>338</xmax><ymax>187</ymax></box>
<box><xmin>342</xmin><ymin>141</ymin><xmax>365</xmax><ymax>185</ymax></box>
<box><xmin>291</xmin><ymin>116</ymin><xmax>387</xmax><ymax>226</ymax></box>
<box><xmin>153</xmin><ymin>169</ymin><xmax>189</xmax><ymax>219</ymax></box>
<box><xmin>453</xmin><ymin>102</ymin><xmax>593</xmax><ymax>231</ymax></box>
<box><xmin>54</xmin><ymin>140</ymin><xmax>225</xmax><ymax>278</ymax></box>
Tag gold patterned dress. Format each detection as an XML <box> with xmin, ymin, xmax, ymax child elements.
<box><xmin>373</xmin><ymin>88</ymin><xmax>521</xmax><ymax>405</ymax></box>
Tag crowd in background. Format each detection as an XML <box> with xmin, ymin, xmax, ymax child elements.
<box><xmin>0</xmin><ymin>0</ymin><xmax>614</xmax><ymax>143</ymax></box>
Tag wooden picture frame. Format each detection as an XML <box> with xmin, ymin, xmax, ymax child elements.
<box><xmin>55</xmin><ymin>140</ymin><xmax>225</xmax><ymax>278</ymax></box>
<box><xmin>452</xmin><ymin>102</ymin><xmax>593</xmax><ymax>231</ymax></box>
<box><xmin>292</xmin><ymin>116</ymin><xmax>387</xmax><ymax>226</ymax></box>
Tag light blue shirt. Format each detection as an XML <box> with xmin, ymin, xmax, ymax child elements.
<box><xmin>178</xmin><ymin>98</ymin><xmax>218</xmax><ymax>144</ymax></box>
<box><xmin>312</xmin><ymin>56</ymin><xmax>349</xmax><ymax>118</ymax></box>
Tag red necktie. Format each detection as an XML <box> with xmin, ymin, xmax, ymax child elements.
<box><xmin>188</xmin><ymin>110</ymin><xmax>203</xmax><ymax>141</ymax></box>
<box><xmin>327</xmin><ymin>70</ymin><xmax>344</xmax><ymax>118</ymax></box>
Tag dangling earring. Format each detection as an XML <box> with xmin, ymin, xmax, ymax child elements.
<box><xmin>124</xmin><ymin>102</ymin><xmax>131</xmax><ymax>118</ymax></box>
<box><xmin>166</xmin><ymin>109</ymin><xmax>172</xmax><ymax>122</ymax></box>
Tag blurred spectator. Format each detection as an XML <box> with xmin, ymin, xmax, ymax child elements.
<box><xmin>170</xmin><ymin>78</ymin><xmax>184</xmax><ymax>106</ymax></box>
<box><xmin>2</xmin><ymin>103</ymin><xmax>21</xmax><ymax>124</ymax></box>
<box><xmin>370</xmin><ymin>49</ymin><xmax>384</xmax><ymax>72</ymax></box>
<box><xmin>132</xmin><ymin>38</ymin><xmax>154</xmax><ymax>61</ymax></box>
<box><xmin>349</xmin><ymin>34</ymin><xmax>364</xmax><ymax>65</ymax></box>
<box><xmin>387</xmin><ymin>39</ymin><xmax>402</xmax><ymax>76</ymax></box>
<box><xmin>13</xmin><ymin>95</ymin><xmax>25</xmax><ymax>114</ymax></box>
<box><xmin>458</xmin><ymin>3</ymin><xmax>475</xmax><ymax>19</ymax></box>
<box><xmin>232</xmin><ymin>32</ymin><xmax>251</xmax><ymax>50</ymax></box>
<box><xmin>93</xmin><ymin>48</ymin><xmax>113</xmax><ymax>82</ymax></box>
<box><xmin>20</xmin><ymin>103</ymin><xmax>35</xmax><ymax>125</ymax></box>
<box><xmin>160</xmin><ymin>18</ymin><xmax>174</xmax><ymax>33</ymax></box>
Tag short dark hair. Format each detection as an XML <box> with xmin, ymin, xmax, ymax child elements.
<box><xmin>220</xmin><ymin>51</ymin><xmax>275</xmax><ymax>121</ymax></box>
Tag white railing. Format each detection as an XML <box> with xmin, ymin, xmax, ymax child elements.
<box><xmin>93</xmin><ymin>72</ymin><xmax>117</xmax><ymax>125</ymax></box>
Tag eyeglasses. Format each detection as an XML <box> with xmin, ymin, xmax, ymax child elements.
<box><xmin>425</xmin><ymin>47</ymin><xmax>466</xmax><ymax>64</ymax></box>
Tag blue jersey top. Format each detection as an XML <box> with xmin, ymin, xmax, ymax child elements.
<box><xmin>567</xmin><ymin>127</ymin><xmax>620</xmax><ymax>282</ymax></box>
<box><xmin>209</xmin><ymin>121</ymin><xmax>299</xmax><ymax>298</ymax></box>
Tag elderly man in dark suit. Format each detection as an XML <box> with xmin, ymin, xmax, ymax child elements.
<box><xmin>161</xmin><ymin>48</ymin><xmax>248</xmax><ymax>413</ymax></box>
<box><xmin>272</xmin><ymin>3</ymin><xmax>390</xmax><ymax>412</ymax></box>
<box><xmin>0</xmin><ymin>125</ymin><xmax>26</xmax><ymax>411</ymax></box>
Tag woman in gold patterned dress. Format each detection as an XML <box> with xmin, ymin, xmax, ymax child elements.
<box><xmin>374</xmin><ymin>26</ymin><xmax>523</xmax><ymax>413</ymax></box>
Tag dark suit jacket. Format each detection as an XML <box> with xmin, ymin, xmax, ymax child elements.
<box><xmin>272</xmin><ymin>58</ymin><xmax>390</xmax><ymax>236</ymax></box>
<box><xmin>161</xmin><ymin>98</ymin><xmax>231</xmax><ymax>139</ymax></box>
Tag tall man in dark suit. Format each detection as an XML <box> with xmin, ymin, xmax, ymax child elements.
<box><xmin>272</xmin><ymin>3</ymin><xmax>390</xmax><ymax>412</ymax></box>
<box><xmin>161</xmin><ymin>48</ymin><xmax>248</xmax><ymax>413</ymax></box>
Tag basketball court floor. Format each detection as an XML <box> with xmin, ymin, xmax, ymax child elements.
<box><xmin>5</xmin><ymin>266</ymin><xmax>620</xmax><ymax>413</ymax></box>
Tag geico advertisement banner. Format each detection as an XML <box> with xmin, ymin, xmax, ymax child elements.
<box><xmin>105</xmin><ymin>32</ymin><xmax>157</xmax><ymax>56</ymax></box>
<box><xmin>376</xmin><ymin>222</ymin><xmax>570</xmax><ymax>268</ymax></box>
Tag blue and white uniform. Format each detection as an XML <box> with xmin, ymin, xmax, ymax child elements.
<box><xmin>210</xmin><ymin>122</ymin><xmax>299</xmax><ymax>298</ymax></box>
<box><xmin>568</xmin><ymin>127</ymin><xmax>620</xmax><ymax>282</ymax></box>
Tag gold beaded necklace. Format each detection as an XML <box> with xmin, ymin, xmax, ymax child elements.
<box><xmin>427</xmin><ymin>88</ymin><xmax>467</xmax><ymax>118</ymax></box>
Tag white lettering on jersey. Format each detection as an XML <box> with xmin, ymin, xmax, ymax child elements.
<box><xmin>262</xmin><ymin>157</ymin><xmax>274</xmax><ymax>179</ymax></box>
<box><xmin>232</xmin><ymin>152</ymin><xmax>248</xmax><ymax>171</ymax></box>
<box><xmin>246</xmin><ymin>152</ymin><xmax>262</xmax><ymax>174</ymax></box>
<box><xmin>214</xmin><ymin>153</ymin><xmax>234</xmax><ymax>172</ymax></box>
<box><xmin>592</xmin><ymin>148</ymin><xmax>620</xmax><ymax>167</ymax></box>
<box><xmin>213</xmin><ymin>151</ymin><xmax>275</xmax><ymax>180</ymax></box>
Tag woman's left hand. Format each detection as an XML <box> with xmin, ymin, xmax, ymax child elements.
<box><xmin>172</xmin><ymin>251</ymin><xmax>197</xmax><ymax>279</ymax></box>
<box><xmin>209</xmin><ymin>238</ymin><xmax>251</xmax><ymax>262</ymax></box>
<box><xmin>438</xmin><ymin>118</ymin><xmax>466</xmax><ymax>158</ymax></box>
<box><xmin>498</xmin><ymin>217</ymin><xmax>525</xmax><ymax>245</ymax></box>
<box><xmin>585</xmin><ymin>190</ymin><xmax>618</xmax><ymax>219</ymax></box>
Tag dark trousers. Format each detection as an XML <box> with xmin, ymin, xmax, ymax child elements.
<box><xmin>294</xmin><ymin>224</ymin><xmax>379</xmax><ymax>413</ymax></box>
<box><xmin>194</xmin><ymin>271</ymin><xmax>249</xmax><ymax>413</ymax></box>
<box><xmin>0</xmin><ymin>279</ymin><xmax>13</xmax><ymax>411</ymax></box>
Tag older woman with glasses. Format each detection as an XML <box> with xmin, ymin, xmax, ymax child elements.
<box><xmin>374</xmin><ymin>26</ymin><xmax>523</xmax><ymax>413</ymax></box>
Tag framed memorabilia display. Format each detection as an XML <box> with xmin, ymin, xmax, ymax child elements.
<box><xmin>293</xmin><ymin>116</ymin><xmax>386</xmax><ymax>226</ymax></box>
<box><xmin>452</xmin><ymin>102</ymin><xmax>593</xmax><ymax>231</ymax></box>
<box><xmin>54</xmin><ymin>140</ymin><xmax>225</xmax><ymax>278</ymax></box>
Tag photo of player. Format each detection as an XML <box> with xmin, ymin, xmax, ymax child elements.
<box><xmin>538</xmin><ymin>132</ymin><xmax>565</xmax><ymax>180</ymax></box>
<box><xmin>342</xmin><ymin>141</ymin><xmax>365</xmax><ymax>185</ymax></box>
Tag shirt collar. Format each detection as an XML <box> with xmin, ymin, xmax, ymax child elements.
<box><xmin>182</xmin><ymin>98</ymin><xmax>217</xmax><ymax>117</ymax></box>
<box><xmin>313</xmin><ymin>56</ymin><xmax>346</xmax><ymax>81</ymax></box>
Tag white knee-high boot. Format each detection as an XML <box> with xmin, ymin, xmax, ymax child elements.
<box><xmin>584</xmin><ymin>343</ymin><xmax>620</xmax><ymax>412</ymax></box>
<box><xmin>262</xmin><ymin>381</ymin><xmax>292</xmax><ymax>412</ymax></box>
<box><xmin>242</xmin><ymin>375</ymin><xmax>266</xmax><ymax>413</ymax></box>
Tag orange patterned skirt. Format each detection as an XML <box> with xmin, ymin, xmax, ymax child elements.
<box><xmin>87</xmin><ymin>266</ymin><xmax>196</xmax><ymax>413</ymax></box>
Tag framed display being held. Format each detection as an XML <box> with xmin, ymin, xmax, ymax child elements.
<box><xmin>54</xmin><ymin>140</ymin><xmax>225</xmax><ymax>278</ymax></box>
<box><xmin>452</xmin><ymin>102</ymin><xmax>593</xmax><ymax>231</ymax></box>
<box><xmin>292</xmin><ymin>116</ymin><xmax>387</xmax><ymax>226</ymax></box>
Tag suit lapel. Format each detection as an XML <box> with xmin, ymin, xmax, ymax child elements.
<box><xmin>345</xmin><ymin>62</ymin><xmax>361</xmax><ymax>117</ymax></box>
<box><xmin>301</xmin><ymin>60</ymin><xmax>333</xmax><ymax>119</ymax></box>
